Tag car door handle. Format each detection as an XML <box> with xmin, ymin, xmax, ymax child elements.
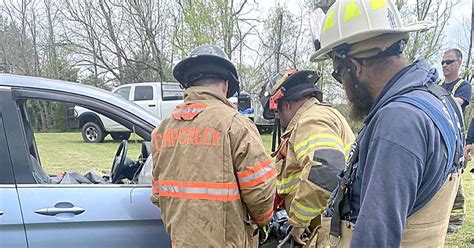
<box><xmin>0</xmin><ymin>210</ymin><xmax>3</xmax><ymax>215</ymax></box>
<box><xmin>148</xmin><ymin>104</ymin><xmax>156</xmax><ymax>107</ymax></box>
<box><xmin>35</xmin><ymin>207</ymin><xmax>85</xmax><ymax>216</ymax></box>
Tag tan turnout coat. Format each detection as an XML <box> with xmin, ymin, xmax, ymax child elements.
<box><xmin>150</xmin><ymin>86</ymin><xmax>276</xmax><ymax>247</ymax></box>
<box><xmin>274</xmin><ymin>98</ymin><xmax>355</xmax><ymax>231</ymax></box>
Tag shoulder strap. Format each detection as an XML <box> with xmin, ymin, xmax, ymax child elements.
<box><xmin>390</xmin><ymin>84</ymin><xmax>464</xmax><ymax>174</ymax></box>
<box><xmin>452</xmin><ymin>78</ymin><xmax>464</xmax><ymax>95</ymax></box>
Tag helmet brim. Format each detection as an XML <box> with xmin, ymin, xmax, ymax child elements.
<box><xmin>173</xmin><ymin>54</ymin><xmax>240</xmax><ymax>97</ymax></box>
<box><xmin>284</xmin><ymin>70</ymin><xmax>320</xmax><ymax>87</ymax></box>
<box><xmin>310</xmin><ymin>21</ymin><xmax>436</xmax><ymax>62</ymax></box>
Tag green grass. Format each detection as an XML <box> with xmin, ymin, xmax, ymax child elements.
<box><xmin>261</xmin><ymin>134</ymin><xmax>273</xmax><ymax>155</ymax></box>
<box><xmin>34</xmin><ymin>132</ymin><xmax>472</xmax><ymax>246</ymax></box>
<box><xmin>34</xmin><ymin>132</ymin><xmax>143</xmax><ymax>175</ymax></box>
<box><xmin>445</xmin><ymin>171</ymin><xmax>474</xmax><ymax>247</ymax></box>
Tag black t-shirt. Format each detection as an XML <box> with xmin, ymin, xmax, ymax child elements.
<box><xmin>441</xmin><ymin>78</ymin><xmax>472</xmax><ymax>113</ymax></box>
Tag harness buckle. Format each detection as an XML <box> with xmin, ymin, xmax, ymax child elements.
<box><xmin>328</xmin><ymin>234</ymin><xmax>341</xmax><ymax>247</ymax></box>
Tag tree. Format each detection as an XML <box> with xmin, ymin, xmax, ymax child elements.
<box><xmin>173</xmin><ymin>0</ymin><xmax>254</xmax><ymax>59</ymax></box>
<box><xmin>1</xmin><ymin>0</ymin><xmax>78</xmax><ymax>131</ymax></box>
<box><xmin>63</xmin><ymin>0</ymin><xmax>175</xmax><ymax>85</ymax></box>
<box><xmin>464</xmin><ymin>11</ymin><xmax>473</xmax><ymax>81</ymax></box>
<box><xmin>402</xmin><ymin>0</ymin><xmax>459</xmax><ymax>63</ymax></box>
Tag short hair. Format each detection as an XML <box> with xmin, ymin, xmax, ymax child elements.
<box><xmin>192</xmin><ymin>78</ymin><xmax>226</xmax><ymax>87</ymax></box>
<box><xmin>445</xmin><ymin>48</ymin><xmax>463</xmax><ymax>61</ymax></box>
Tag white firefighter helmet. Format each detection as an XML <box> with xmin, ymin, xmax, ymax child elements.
<box><xmin>311</xmin><ymin>0</ymin><xmax>435</xmax><ymax>61</ymax></box>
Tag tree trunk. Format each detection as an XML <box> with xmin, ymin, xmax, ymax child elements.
<box><xmin>464</xmin><ymin>8</ymin><xmax>473</xmax><ymax>78</ymax></box>
<box><xmin>98</xmin><ymin>0</ymin><xmax>124</xmax><ymax>82</ymax></box>
<box><xmin>44</xmin><ymin>0</ymin><xmax>59</xmax><ymax>78</ymax></box>
<box><xmin>275</xmin><ymin>12</ymin><xmax>283</xmax><ymax>72</ymax></box>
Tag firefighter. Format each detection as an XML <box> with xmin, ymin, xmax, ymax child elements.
<box><xmin>439</xmin><ymin>48</ymin><xmax>472</xmax><ymax>113</ymax></box>
<box><xmin>260</xmin><ymin>69</ymin><xmax>355</xmax><ymax>246</ymax></box>
<box><xmin>309</xmin><ymin>0</ymin><xmax>464</xmax><ymax>247</ymax></box>
<box><xmin>150</xmin><ymin>44</ymin><xmax>276</xmax><ymax>247</ymax></box>
<box><xmin>439</xmin><ymin>48</ymin><xmax>472</xmax><ymax>233</ymax></box>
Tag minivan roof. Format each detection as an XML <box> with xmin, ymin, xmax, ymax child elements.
<box><xmin>117</xmin><ymin>81</ymin><xmax>181</xmax><ymax>88</ymax></box>
<box><xmin>0</xmin><ymin>74</ymin><xmax>160</xmax><ymax>127</ymax></box>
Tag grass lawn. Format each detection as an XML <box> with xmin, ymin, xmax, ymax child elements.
<box><xmin>445</xmin><ymin>170</ymin><xmax>474</xmax><ymax>247</ymax></box>
<box><xmin>34</xmin><ymin>132</ymin><xmax>144</xmax><ymax>175</ymax></box>
<box><xmin>35</xmin><ymin>132</ymin><xmax>472</xmax><ymax>246</ymax></box>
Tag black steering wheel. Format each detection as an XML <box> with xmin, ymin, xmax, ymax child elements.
<box><xmin>111</xmin><ymin>140</ymin><xmax>128</xmax><ymax>183</ymax></box>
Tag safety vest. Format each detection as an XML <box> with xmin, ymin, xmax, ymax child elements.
<box><xmin>311</xmin><ymin>84</ymin><xmax>464</xmax><ymax>247</ymax></box>
<box><xmin>438</xmin><ymin>78</ymin><xmax>464</xmax><ymax>95</ymax></box>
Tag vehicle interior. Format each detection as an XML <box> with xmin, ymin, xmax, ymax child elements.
<box><xmin>19</xmin><ymin>99</ymin><xmax>152</xmax><ymax>185</ymax></box>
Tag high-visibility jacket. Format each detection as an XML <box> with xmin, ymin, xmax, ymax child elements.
<box><xmin>150</xmin><ymin>86</ymin><xmax>276</xmax><ymax>248</ymax></box>
<box><xmin>274</xmin><ymin>97</ymin><xmax>355</xmax><ymax>229</ymax></box>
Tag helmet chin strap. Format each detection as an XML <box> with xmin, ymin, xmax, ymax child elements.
<box><xmin>272</xmin><ymin>113</ymin><xmax>282</xmax><ymax>152</ymax></box>
<box><xmin>270</xmin><ymin>89</ymin><xmax>285</xmax><ymax>152</ymax></box>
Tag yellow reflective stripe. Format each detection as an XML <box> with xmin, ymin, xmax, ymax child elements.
<box><xmin>277</xmin><ymin>172</ymin><xmax>301</xmax><ymax>186</ymax></box>
<box><xmin>277</xmin><ymin>182</ymin><xmax>300</xmax><ymax>194</ymax></box>
<box><xmin>452</xmin><ymin>79</ymin><xmax>463</xmax><ymax>95</ymax></box>
<box><xmin>297</xmin><ymin>142</ymin><xmax>345</xmax><ymax>160</ymax></box>
<box><xmin>290</xmin><ymin>200</ymin><xmax>322</xmax><ymax>222</ymax></box>
<box><xmin>323</xmin><ymin>10</ymin><xmax>335</xmax><ymax>32</ymax></box>
<box><xmin>293</xmin><ymin>200</ymin><xmax>323</xmax><ymax>214</ymax></box>
<box><xmin>290</xmin><ymin>208</ymin><xmax>313</xmax><ymax>221</ymax></box>
<box><xmin>370</xmin><ymin>0</ymin><xmax>388</xmax><ymax>10</ymax></box>
<box><xmin>344</xmin><ymin>143</ymin><xmax>352</xmax><ymax>152</ymax></box>
<box><xmin>344</xmin><ymin>0</ymin><xmax>362</xmax><ymax>23</ymax></box>
<box><xmin>295</xmin><ymin>134</ymin><xmax>345</xmax><ymax>160</ymax></box>
<box><xmin>277</xmin><ymin>172</ymin><xmax>301</xmax><ymax>194</ymax></box>
<box><xmin>295</xmin><ymin>133</ymin><xmax>344</xmax><ymax>151</ymax></box>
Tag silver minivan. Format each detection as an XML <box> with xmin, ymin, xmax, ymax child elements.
<box><xmin>0</xmin><ymin>74</ymin><xmax>171</xmax><ymax>248</ymax></box>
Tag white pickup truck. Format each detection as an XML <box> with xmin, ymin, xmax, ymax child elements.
<box><xmin>72</xmin><ymin>82</ymin><xmax>184</xmax><ymax>143</ymax></box>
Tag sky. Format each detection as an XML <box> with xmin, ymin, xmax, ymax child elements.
<box><xmin>255</xmin><ymin>0</ymin><xmax>472</xmax><ymax>55</ymax></box>
<box><xmin>444</xmin><ymin>0</ymin><xmax>472</xmax><ymax>42</ymax></box>
<box><xmin>250</xmin><ymin>0</ymin><xmax>472</xmax><ymax>75</ymax></box>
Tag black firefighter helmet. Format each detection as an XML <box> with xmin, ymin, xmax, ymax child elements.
<box><xmin>173</xmin><ymin>44</ymin><xmax>240</xmax><ymax>98</ymax></box>
<box><xmin>260</xmin><ymin>69</ymin><xmax>322</xmax><ymax>120</ymax></box>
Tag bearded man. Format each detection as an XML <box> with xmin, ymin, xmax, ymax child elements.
<box><xmin>309</xmin><ymin>0</ymin><xmax>465</xmax><ymax>247</ymax></box>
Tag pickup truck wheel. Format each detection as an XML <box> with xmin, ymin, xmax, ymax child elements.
<box><xmin>81</xmin><ymin>122</ymin><xmax>105</xmax><ymax>143</ymax></box>
<box><xmin>257</xmin><ymin>125</ymin><xmax>273</xmax><ymax>134</ymax></box>
<box><xmin>110</xmin><ymin>132</ymin><xmax>131</xmax><ymax>141</ymax></box>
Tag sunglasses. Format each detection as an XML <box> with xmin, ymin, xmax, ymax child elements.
<box><xmin>441</xmin><ymin>60</ymin><xmax>458</xmax><ymax>66</ymax></box>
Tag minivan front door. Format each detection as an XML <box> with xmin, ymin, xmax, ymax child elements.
<box><xmin>8</xmin><ymin>94</ymin><xmax>169</xmax><ymax>248</ymax></box>
<box><xmin>15</xmin><ymin>185</ymin><xmax>169</xmax><ymax>248</ymax></box>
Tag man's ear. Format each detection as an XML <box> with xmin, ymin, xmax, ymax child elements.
<box><xmin>222</xmin><ymin>80</ymin><xmax>229</xmax><ymax>95</ymax></box>
<box><xmin>349</xmin><ymin>58</ymin><xmax>363</xmax><ymax>78</ymax></box>
<box><xmin>282</xmin><ymin>100</ymin><xmax>291</xmax><ymax>112</ymax></box>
